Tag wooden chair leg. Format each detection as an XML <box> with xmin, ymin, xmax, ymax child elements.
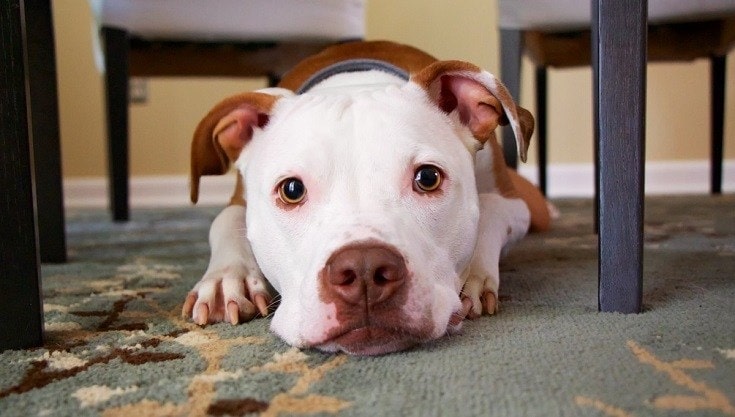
<box><xmin>593</xmin><ymin>0</ymin><xmax>646</xmax><ymax>314</ymax></box>
<box><xmin>500</xmin><ymin>29</ymin><xmax>523</xmax><ymax>169</ymax></box>
<box><xmin>27</xmin><ymin>0</ymin><xmax>67</xmax><ymax>263</ymax></box>
<box><xmin>0</xmin><ymin>0</ymin><xmax>45</xmax><ymax>350</ymax></box>
<box><xmin>710</xmin><ymin>54</ymin><xmax>726</xmax><ymax>195</ymax></box>
<box><xmin>535</xmin><ymin>66</ymin><xmax>548</xmax><ymax>195</ymax></box>
<box><xmin>102</xmin><ymin>27</ymin><xmax>130</xmax><ymax>221</ymax></box>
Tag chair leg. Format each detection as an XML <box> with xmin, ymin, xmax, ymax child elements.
<box><xmin>500</xmin><ymin>29</ymin><xmax>523</xmax><ymax>169</ymax></box>
<box><xmin>26</xmin><ymin>0</ymin><xmax>67</xmax><ymax>263</ymax></box>
<box><xmin>535</xmin><ymin>66</ymin><xmax>548</xmax><ymax>196</ymax></box>
<box><xmin>592</xmin><ymin>0</ymin><xmax>646</xmax><ymax>314</ymax></box>
<box><xmin>0</xmin><ymin>0</ymin><xmax>45</xmax><ymax>350</ymax></box>
<box><xmin>102</xmin><ymin>27</ymin><xmax>130</xmax><ymax>221</ymax></box>
<box><xmin>710</xmin><ymin>54</ymin><xmax>725</xmax><ymax>195</ymax></box>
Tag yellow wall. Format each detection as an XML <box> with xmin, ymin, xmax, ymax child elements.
<box><xmin>53</xmin><ymin>0</ymin><xmax>734</xmax><ymax>178</ymax></box>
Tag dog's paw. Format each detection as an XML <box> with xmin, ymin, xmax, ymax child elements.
<box><xmin>461</xmin><ymin>272</ymin><xmax>499</xmax><ymax>319</ymax></box>
<box><xmin>181</xmin><ymin>265</ymin><xmax>273</xmax><ymax>325</ymax></box>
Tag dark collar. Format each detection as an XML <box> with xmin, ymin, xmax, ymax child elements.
<box><xmin>296</xmin><ymin>58</ymin><xmax>409</xmax><ymax>94</ymax></box>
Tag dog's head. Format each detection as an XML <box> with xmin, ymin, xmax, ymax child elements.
<box><xmin>191</xmin><ymin>61</ymin><xmax>533</xmax><ymax>355</ymax></box>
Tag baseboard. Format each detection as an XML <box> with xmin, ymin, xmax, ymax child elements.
<box><xmin>518</xmin><ymin>159</ymin><xmax>735</xmax><ymax>197</ymax></box>
<box><xmin>64</xmin><ymin>175</ymin><xmax>237</xmax><ymax>208</ymax></box>
<box><xmin>63</xmin><ymin>160</ymin><xmax>734</xmax><ymax>208</ymax></box>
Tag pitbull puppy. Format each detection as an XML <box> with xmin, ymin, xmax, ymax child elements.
<box><xmin>182</xmin><ymin>41</ymin><xmax>550</xmax><ymax>355</ymax></box>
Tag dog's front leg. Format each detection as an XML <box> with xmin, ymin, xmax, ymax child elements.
<box><xmin>182</xmin><ymin>204</ymin><xmax>273</xmax><ymax>325</ymax></box>
<box><xmin>463</xmin><ymin>193</ymin><xmax>530</xmax><ymax>317</ymax></box>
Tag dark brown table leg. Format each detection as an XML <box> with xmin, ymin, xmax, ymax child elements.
<box><xmin>535</xmin><ymin>66</ymin><xmax>548</xmax><ymax>195</ymax></box>
<box><xmin>0</xmin><ymin>0</ymin><xmax>45</xmax><ymax>350</ymax></box>
<box><xmin>592</xmin><ymin>0</ymin><xmax>647</xmax><ymax>313</ymax></box>
<box><xmin>102</xmin><ymin>26</ymin><xmax>130</xmax><ymax>221</ymax></box>
<box><xmin>710</xmin><ymin>54</ymin><xmax>725</xmax><ymax>195</ymax></box>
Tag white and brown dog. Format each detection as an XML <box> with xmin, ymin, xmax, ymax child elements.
<box><xmin>182</xmin><ymin>41</ymin><xmax>550</xmax><ymax>355</ymax></box>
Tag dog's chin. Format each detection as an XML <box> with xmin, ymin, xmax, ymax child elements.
<box><xmin>314</xmin><ymin>327</ymin><xmax>421</xmax><ymax>356</ymax></box>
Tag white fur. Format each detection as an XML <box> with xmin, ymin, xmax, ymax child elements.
<box><xmin>189</xmin><ymin>204</ymin><xmax>270</xmax><ymax>323</ymax></box>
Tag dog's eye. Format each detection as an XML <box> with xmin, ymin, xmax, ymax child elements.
<box><xmin>413</xmin><ymin>165</ymin><xmax>443</xmax><ymax>193</ymax></box>
<box><xmin>278</xmin><ymin>178</ymin><xmax>307</xmax><ymax>204</ymax></box>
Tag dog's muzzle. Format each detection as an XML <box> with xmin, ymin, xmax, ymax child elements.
<box><xmin>315</xmin><ymin>242</ymin><xmax>433</xmax><ymax>355</ymax></box>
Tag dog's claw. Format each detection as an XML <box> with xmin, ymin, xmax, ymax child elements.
<box><xmin>194</xmin><ymin>303</ymin><xmax>209</xmax><ymax>326</ymax></box>
<box><xmin>446</xmin><ymin>297</ymin><xmax>473</xmax><ymax>334</ymax></box>
<box><xmin>482</xmin><ymin>291</ymin><xmax>498</xmax><ymax>315</ymax></box>
<box><xmin>462</xmin><ymin>289</ymin><xmax>498</xmax><ymax>319</ymax></box>
<box><xmin>182</xmin><ymin>292</ymin><xmax>197</xmax><ymax>318</ymax></box>
<box><xmin>254</xmin><ymin>294</ymin><xmax>269</xmax><ymax>317</ymax></box>
<box><xmin>227</xmin><ymin>301</ymin><xmax>240</xmax><ymax>325</ymax></box>
<box><xmin>450</xmin><ymin>297</ymin><xmax>473</xmax><ymax>326</ymax></box>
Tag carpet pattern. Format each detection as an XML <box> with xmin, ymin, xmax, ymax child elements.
<box><xmin>1</xmin><ymin>195</ymin><xmax>734</xmax><ymax>417</ymax></box>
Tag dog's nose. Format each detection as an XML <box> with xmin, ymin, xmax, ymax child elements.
<box><xmin>324</xmin><ymin>244</ymin><xmax>407</xmax><ymax>306</ymax></box>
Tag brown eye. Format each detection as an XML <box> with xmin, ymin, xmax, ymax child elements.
<box><xmin>278</xmin><ymin>178</ymin><xmax>306</xmax><ymax>204</ymax></box>
<box><xmin>413</xmin><ymin>165</ymin><xmax>443</xmax><ymax>192</ymax></box>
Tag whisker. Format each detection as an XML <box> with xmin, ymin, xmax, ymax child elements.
<box><xmin>263</xmin><ymin>294</ymin><xmax>282</xmax><ymax>319</ymax></box>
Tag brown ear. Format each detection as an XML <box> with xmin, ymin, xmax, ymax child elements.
<box><xmin>516</xmin><ymin>105</ymin><xmax>535</xmax><ymax>155</ymax></box>
<box><xmin>190</xmin><ymin>92</ymin><xmax>278</xmax><ymax>203</ymax></box>
<box><xmin>412</xmin><ymin>60</ymin><xmax>533</xmax><ymax>162</ymax></box>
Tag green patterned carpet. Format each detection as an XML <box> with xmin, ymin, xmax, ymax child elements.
<box><xmin>1</xmin><ymin>195</ymin><xmax>734</xmax><ymax>417</ymax></box>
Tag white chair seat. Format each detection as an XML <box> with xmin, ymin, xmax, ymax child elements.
<box><xmin>499</xmin><ymin>0</ymin><xmax>735</xmax><ymax>30</ymax></box>
<box><xmin>90</xmin><ymin>0</ymin><xmax>365</xmax><ymax>41</ymax></box>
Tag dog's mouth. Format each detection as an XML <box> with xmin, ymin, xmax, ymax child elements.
<box><xmin>310</xmin><ymin>297</ymin><xmax>471</xmax><ymax>355</ymax></box>
<box><xmin>316</xmin><ymin>325</ymin><xmax>422</xmax><ymax>355</ymax></box>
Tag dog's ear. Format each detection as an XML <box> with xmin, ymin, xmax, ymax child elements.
<box><xmin>412</xmin><ymin>60</ymin><xmax>534</xmax><ymax>162</ymax></box>
<box><xmin>190</xmin><ymin>92</ymin><xmax>279</xmax><ymax>203</ymax></box>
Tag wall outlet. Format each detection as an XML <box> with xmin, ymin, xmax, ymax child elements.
<box><xmin>129</xmin><ymin>78</ymin><xmax>148</xmax><ymax>104</ymax></box>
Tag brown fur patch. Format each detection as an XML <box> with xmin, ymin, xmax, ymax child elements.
<box><xmin>278</xmin><ymin>40</ymin><xmax>438</xmax><ymax>91</ymax></box>
<box><xmin>191</xmin><ymin>92</ymin><xmax>278</xmax><ymax>203</ymax></box>
<box><xmin>412</xmin><ymin>60</ymin><xmax>482</xmax><ymax>95</ymax></box>
<box><xmin>229</xmin><ymin>173</ymin><xmax>247</xmax><ymax>207</ymax></box>
<box><xmin>412</xmin><ymin>60</ymin><xmax>535</xmax><ymax>165</ymax></box>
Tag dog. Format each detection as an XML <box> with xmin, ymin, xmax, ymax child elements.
<box><xmin>182</xmin><ymin>41</ymin><xmax>550</xmax><ymax>355</ymax></box>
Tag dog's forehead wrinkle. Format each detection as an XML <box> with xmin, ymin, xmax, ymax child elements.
<box><xmin>264</xmin><ymin>89</ymin><xmax>460</xmax><ymax>174</ymax></box>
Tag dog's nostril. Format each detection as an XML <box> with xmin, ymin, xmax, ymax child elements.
<box><xmin>339</xmin><ymin>270</ymin><xmax>357</xmax><ymax>286</ymax></box>
<box><xmin>373</xmin><ymin>267</ymin><xmax>391</xmax><ymax>285</ymax></box>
